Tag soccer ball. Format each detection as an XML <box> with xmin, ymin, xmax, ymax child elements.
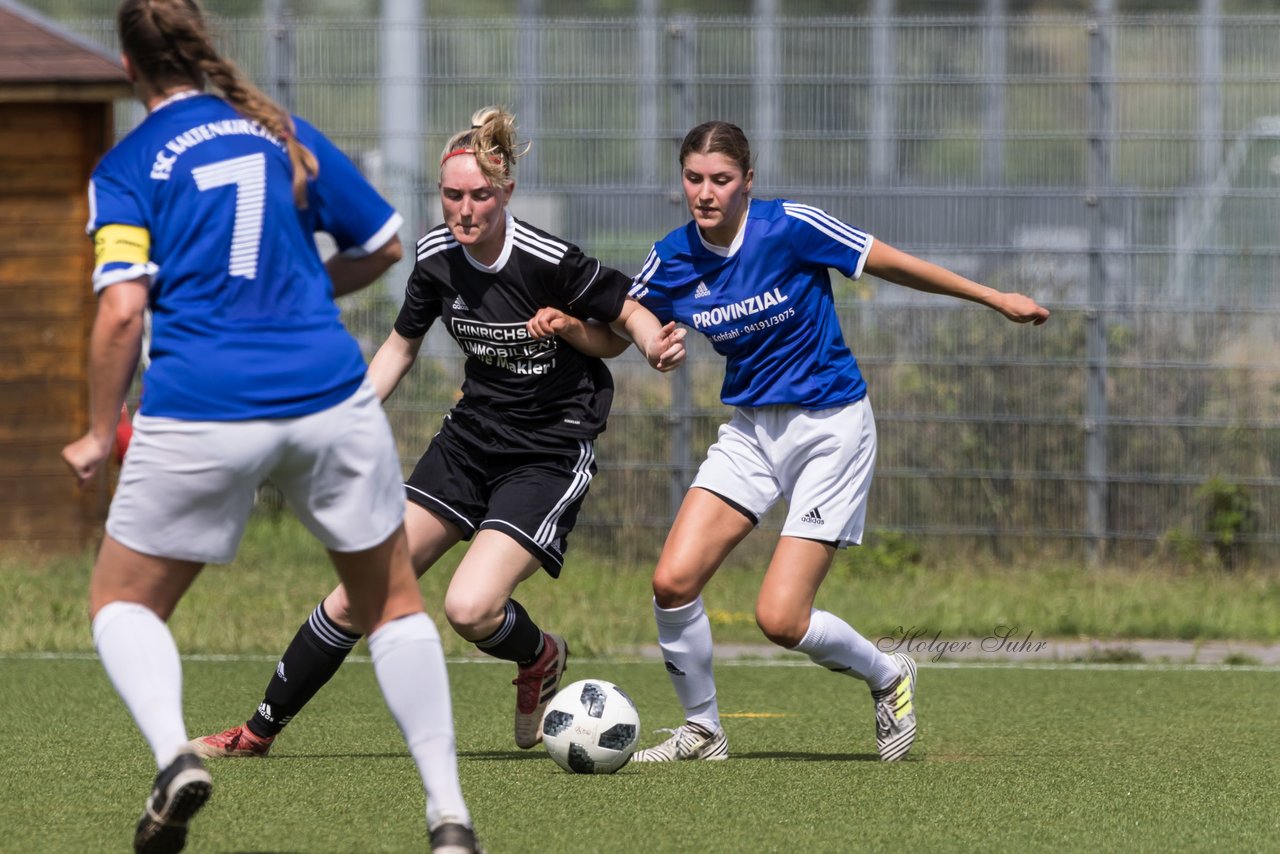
<box><xmin>541</xmin><ymin>679</ymin><xmax>640</xmax><ymax>774</ymax></box>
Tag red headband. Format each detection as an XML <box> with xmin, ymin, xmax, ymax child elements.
<box><xmin>441</xmin><ymin>147</ymin><xmax>474</xmax><ymax>165</ymax></box>
<box><xmin>440</xmin><ymin>147</ymin><xmax>507</xmax><ymax>171</ymax></box>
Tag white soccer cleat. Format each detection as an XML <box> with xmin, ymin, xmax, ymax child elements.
<box><xmin>632</xmin><ymin>721</ymin><xmax>729</xmax><ymax>762</ymax></box>
<box><xmin>873</xmin><ymin>652</ymin><xmax>918</xmax><ymax>761</ymax></box>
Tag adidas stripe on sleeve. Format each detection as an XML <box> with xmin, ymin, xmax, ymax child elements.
<box><xmin>782</xmin><ymin>201</ymin><xmax>874</xmax><ymax>280</ymax></box>
<box><xmin>512</xmin><ymin>221</ymin><xmax>568</xmax><ymax>266</ymax></box>
<box><xmin>626</xmin><ymin>246</ymin><xmax>675</xmax><ymax>324</ymax></box>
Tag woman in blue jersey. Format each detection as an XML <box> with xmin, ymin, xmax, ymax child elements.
<box><xmin>625</xmin><ymin>121</ymin><xmax>1050</xmax><ymax>764</ymax></box>
<box><xmin>60</xmin><ymin>2</ymin><xmax>477</xmax><ymax>852</ymax></box>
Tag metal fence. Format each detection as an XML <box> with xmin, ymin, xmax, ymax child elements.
<box><xmin>65</xmin><ymin>11</ymin><xmax>1279</xmax><ymax>564</ymax></box>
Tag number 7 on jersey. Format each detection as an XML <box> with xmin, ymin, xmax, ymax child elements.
<box><xmin>191</xmin><ymin>152</ymin><xmax>266</xmax><ymax>279</ymax></box>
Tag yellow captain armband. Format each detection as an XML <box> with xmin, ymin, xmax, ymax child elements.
<box><xmin>93</xmin><ymin>224</ymin><xmax>151</xmax><ymax>268</ymax></box>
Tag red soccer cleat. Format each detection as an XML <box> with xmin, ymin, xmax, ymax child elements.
<box><xmin>188</xmin><ymin>724</ymin><xmax>274</xmax><ymax>759</ymax></box>
<box><xmin>512</xmin><ymin>631</ymin><xmax>568</xmax><ymax>749</ymax></box>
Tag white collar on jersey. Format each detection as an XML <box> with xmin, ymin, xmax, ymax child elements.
<box><xmin>150</xmin><ymin>88</ymin><xmax>203</xmax><ymax>114</ymax></box>
<box><xmin>696</xmin><ymin>199</ymin><xmax>751</xmax><ymax>258</ymax></box>
<box><xmin>461</xmin><ymin>209</ymin><xmax>516</xmax><ymax>273</ymax></box>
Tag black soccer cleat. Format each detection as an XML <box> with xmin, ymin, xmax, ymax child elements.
<box><xmin>429</xmin><ymin>821</ymin><xmax>483</xmax><ymax>854</ymax></box>
<box><xmin>133</xmin><ymin>749</ymin><xmax>212</xmax><ymax>854</ymax></box>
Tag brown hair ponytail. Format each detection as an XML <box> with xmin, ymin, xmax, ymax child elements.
<box><xmin>117</xmin><ymin>0</ymin><xmax>318</xmax><ymax>208</ymax></box>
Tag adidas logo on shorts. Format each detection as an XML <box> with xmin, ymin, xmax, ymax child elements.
<box><xmin>694</xmin><ymin>281</ymin><xmax>711</xmax><ymax>299</ymax></box>
<box><xmin>800</xmin><ymin>507</ymin><xmax>825</xmax><ymax>525</ymax></box>
<box><xmin>451</xmin><ymin>295</ymin><xmax>468</xmax><ymax>311</ymax></box>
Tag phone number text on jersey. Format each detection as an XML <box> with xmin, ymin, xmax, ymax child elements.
<box><xmin>708</xmin><ymin>307</ymin><xmax>796</xmax><ymax>342</ymax></box>
<box><xmin>742</xmin><ymin>307</ymin><xmax>795</xmax><ymax>333</ymax></box>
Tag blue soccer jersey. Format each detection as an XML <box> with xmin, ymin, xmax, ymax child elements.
<box><xmin>87</xmin><ymin>91</ymin><xmax>401</xmax><ymax>420</ymax></box>
<box><xmin>629</xmin><ymin>198</ymin><xmax>873</xmax><ymax>409</ymax></box>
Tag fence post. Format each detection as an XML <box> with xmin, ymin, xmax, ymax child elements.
<box><xmin>981</xmin><ymin>0</ymin><xmax>1006</xmax><ymax>187</ymax></box>
<box><xmin>753</xmin><ymin>0</ymin><xmax>778</xmax><ymax>185</ymax></box>
<box><xmin>518</xmin><ymin>0</ymin><xmax>541</xmax><ymax>188</ymax></box>
<box><xmin>1199</xmin><ymin>0</ymin><xmax>1223</xmax><ymax>187</ymax></box>
<box><xmin>379</xmin><ymin>0</ymin><xmax>423</xmax><ymax>289</ymax></box>
<box><xmin>638</xmin><ymin>0</ymin><xmax>660</xmax><ymax>190</ymax></box>
<box><xmin>869</xmin><ymin>0</ymin><xmax>896</xmax><ymax>186</ymax></box>
<box><xmin>262</xmin><ymin>0</ymin><xmax>294</xmax><ymax>111</ymax></box>
<box><xmin>1197</xmin><ymin>0</ymin><xmax>1223</xmax><ymax>298</ymax></box>
<box><xmin>667</xmin><ymin>15</ymin><xmax>696</xmax><ymax>523</ymax></box>
<box><xmin>1085</xmin><ymin>2</ymin><xmax>1113</xmax><ymax>564</ymax></box>
<box><xmin>981</xmin><ymin>0</ymin><xmax>1008</xmax><ymax>284</ymax></box>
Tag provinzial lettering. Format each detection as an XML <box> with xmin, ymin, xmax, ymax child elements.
<box><xmin>691</xmin><ymin>287</ymin><xmax>789</xmax><ymax>329</ymax></box>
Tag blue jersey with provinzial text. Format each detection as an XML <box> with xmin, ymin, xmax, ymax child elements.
<box><xmin>87</xmin><ymin>92</ymin><xmax>401</xmax><ymax>420</ymax></box>
<box><xmin>628</xmin><ymin>199</ymin><xmax>873</xmax><ymax>409</ymax></box>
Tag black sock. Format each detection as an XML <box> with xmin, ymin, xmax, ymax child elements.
<box><xmin>246</xmin><ymin>601</ymin><xmax>361</xmax><ymax>738</ymax></box>
<box><xmin>473</xmin><ymin>598</ymin><xmax>544</xmax><ymax>665</ymax></box>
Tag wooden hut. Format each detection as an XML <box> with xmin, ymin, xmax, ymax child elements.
<box><xmin>0</xmin><ymin>0</ymin><xmax>132</xmax><ymax>550</ymax></box>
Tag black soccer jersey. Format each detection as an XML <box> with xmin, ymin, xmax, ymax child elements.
<box><xmin>395</xmin><ymin>213</ymin><xmax>630</xmax><ymax>438</ymax></box>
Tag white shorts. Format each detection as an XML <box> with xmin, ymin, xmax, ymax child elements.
<box><xmin>106</xmin><ymin>381</ymin><xmax>405</xmax><ymax>564</ymax></box>
<box><xmin>691</xmin><ymin>397</ymin><xmax>877</xmax><ymax>548</ymax></box>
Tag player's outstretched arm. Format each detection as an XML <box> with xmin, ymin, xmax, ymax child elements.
<box><xmin>612</xmin><ymin>299</ymin><xmax>687</xmax><ymax>372</ymax></box>
<box><xmin>527</xmin><ymin>307</ymin><xmax>632</xmax><ymax>358</ymax></box>
<box><xmin>61</xmin><ymin>279</ymin><xmax>148</xmax><ymax>486</ymax></box>
<box><xmin>328</xmin><ymin>234</ymin><xmax>404</xmax><ymax>298</ymax></box>
<box><xmin>864</xmin><ymin>239</ymin><xmax>1050</xmax><ymax>325</ymax></box>
<box><xmin>367</xmin><ymin>328</ymin><xmax>424</xmax><ymax>402</ymax></box>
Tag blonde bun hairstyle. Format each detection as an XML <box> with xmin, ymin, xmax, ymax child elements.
<box><xmin>439</xmin><ymin>106</ymin><xmax>529</xmax><ymax>186</ymax></box>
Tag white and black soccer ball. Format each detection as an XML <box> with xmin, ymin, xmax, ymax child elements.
<box><xmin>541</xmin><ymin>679</ymin><xmax>640</xmax><ymax>774</ymax></box>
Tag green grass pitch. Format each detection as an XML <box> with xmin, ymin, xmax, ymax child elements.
<box><xmin>1</xmin><ymin>655</ymin><xmax>1277</xmax><ymax>852</ymax></box>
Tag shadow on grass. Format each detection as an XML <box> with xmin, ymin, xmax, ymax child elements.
<box><xmin>458</xmin><ymin>750</ymin><xmax>547</xmax><ymax>761</ymax></box>
<box><xmin>265</xmin><ymin>751</ymin><xmax>413</xmax><ymax>760</ymax></box>
<box><xmin>266</xmin><ymin>748</ymin><xmax>557</xmax><ymax>761</ymax></box>
<box><xmin>270</xmin><ymin>748</ymin><xmax>906</xmax><ymax>762</ymax></box>
<box><xmin>732</xmin><ymin>750</ymin><xmax>882</xmax><ymax>762</ymax></box>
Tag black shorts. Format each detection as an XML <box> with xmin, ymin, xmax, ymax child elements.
<box><xmin>404</xmin><ymin>409</ymin><xmax>596</xmax><ymax>576</ymax></box>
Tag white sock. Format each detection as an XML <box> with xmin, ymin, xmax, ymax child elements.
<box><xmin>368</xmin><ymin>613</ymin><xmax>471</xmax><ymax>831</ymax></box>
<box><xmin>91</xmin><ymin>601</ymin><xmax>188</xmax><ymax>770</ymax></box>
<box><xmin>654</xmin><ymin>597</ymin><xmax>720</xmax><ymax>731</ymax></box>
<box><xmin>792</xmin><ymin>609</ymin><xmax>901</xmax><ymax>691</ymax></box>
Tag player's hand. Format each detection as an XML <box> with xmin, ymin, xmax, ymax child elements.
<box><xmin>995</xmin><ymin>293</ymin><xmax>1050</xmax><ymax>325</ymax></box>
<box><xmin>527</xmin><ymin>307</ymin><xmax>578</xmax><ymax>340</ymax></box>
<box><xmin>62</xmin><ymin>432</ymin><xmax>113</xmax><ymax>488</ymax></box>
<box><xmin>645</xmin><ymin>321</ymin><xmax>687</xmax><ymax>372</ymax></box>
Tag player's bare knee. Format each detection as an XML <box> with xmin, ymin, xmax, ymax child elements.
<box><xmin>652</xmin><ymin>571</ymin><xmax>699</xmax><ymax>609</ymax></box>
<box><xmin>442</xmin><ymin>590</ymin><xmax>498</xmax><ymax>637</ymax></box>
<box><xmin>755</xmin><ymin>608</ymin><xmax>806</xmax><ymax>648</ymax></box>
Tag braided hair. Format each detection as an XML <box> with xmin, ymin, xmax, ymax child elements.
<box><xmin>117</xmin><ymin>0</ymin><xmax>318</xmax><ymax>207</ymax></box>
